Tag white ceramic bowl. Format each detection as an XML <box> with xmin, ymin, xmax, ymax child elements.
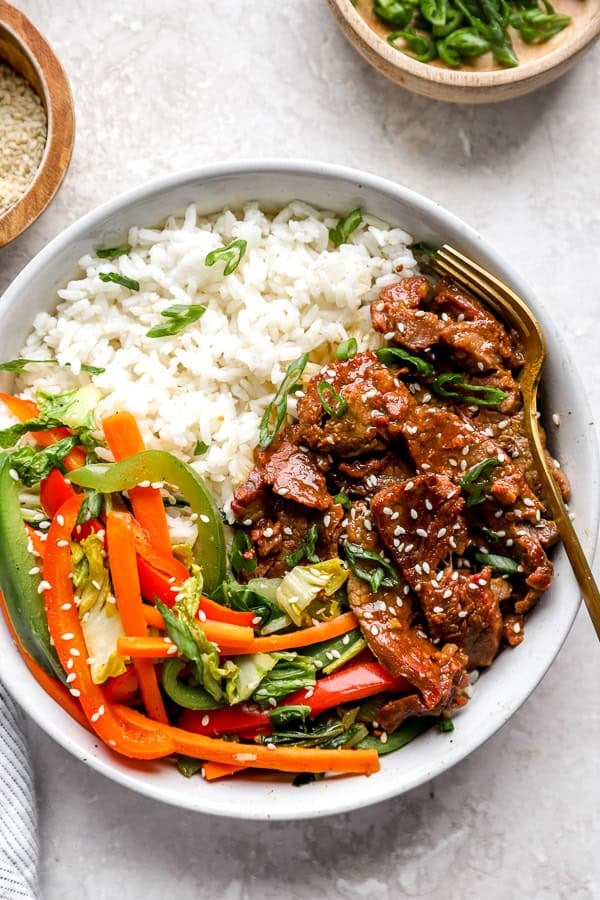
<box><xmin>0</xmin><ymin>160</ymin><xmax>597</xmax><ymax>820</ymax></box>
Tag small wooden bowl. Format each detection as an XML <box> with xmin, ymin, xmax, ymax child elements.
<box><xmin>327</xmin><ymin>0</ymin><xmax>600</xmax><ymax>103</ymax></box>
<box><xmin>0</xmin><ymin>1</ymin><xmax>74</xmax><ymax>247</ymax></box>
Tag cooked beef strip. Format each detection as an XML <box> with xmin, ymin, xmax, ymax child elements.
<box><xmin>296</xmin><ymin>351</ymin><xmax>413</xmax><ymax>457</ymax></box>
<box><xmin>370</xmin><ymin>477</ymin><xmax>503</xmax><ymax>667</ymax></box>
<box><xmin>371</xmin><ymin>277</ymin><xmax>443</xmax><ymax>351</ymax></box>
<box><xmin>345</xmin><ymin>501</ymin><xmax>469</xmax><ymax>718</ymax></box>
<box><xmin>329</xmin><ymin>451</ymin><xmax>414</xmax><ymax>499</ymax></box>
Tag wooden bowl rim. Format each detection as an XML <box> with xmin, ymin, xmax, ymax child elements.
<box><xmin>0</xmin><ymin>0</ymin><xmax>75</xmax><ymax>248</ymax></box>
<box><xmin>329</xmin><ymin>0</ymin><xmax>600</xmax><ymax>90</ymax></box>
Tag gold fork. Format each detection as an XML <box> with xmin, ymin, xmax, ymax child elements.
<box><xmin>430</xmin><ymin>244</ymin><xmax>600</xmax><ymax>639</ymax></box>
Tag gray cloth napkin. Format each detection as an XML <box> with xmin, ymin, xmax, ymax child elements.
<box><xmin>0</xmin><ymin>683</ymin><xmax>40</xmax><ymax>900</ymax></box>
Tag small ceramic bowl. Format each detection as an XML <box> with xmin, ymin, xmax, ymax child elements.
<box><xmin>0</xmin><ymin>160</ymin><xmax>598</xmax><ymax>820</ymax></box>
<box><xmin>327</xmin><ymin>0</ymin><xmax>600</xmax><ymax>103</ymax></box>
<box><xmin>0</xmin><ymin>1</ymin><xmax>74</xmax><ymax>247</ymax></box>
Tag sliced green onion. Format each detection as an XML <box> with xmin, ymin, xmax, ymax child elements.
<box><xmin>376</xmin><ymin>346</ymin><xmax>435</xmax><ymax>376</ymax></box>
<box><xmin>146</xmin><ymin>304</ymin><xmax>206</xmax><ymax>338</ymax></box>
<box><xmin>284</xmin><ymin>523</ymin><xmax>320</xmax><ymax>567</ymax></box>
<box><xmin>342</xmin><ymin>542</ymin><xmax>399</xmax><ymax>593</ymax></box>
<box><xmin>317</xmin><ymin>381</ymin><xmax>348</xmax><ymax>418</ymax></box>
<box><xmin>0</xmin><ymin>358</ymin><xmax>105</xmax><ymax>375</ymax></box>
<box><xmin>459</xmin><ymin>457</ymin><xmax>500</xmax><ymax>507</ymax></box>
<box><xmin>430</xmin><ymin>373</ymin><xmax>507</xmax><ymax>407</ymax></box>
<box><xmin>258</xmin><ymin>353</ymin><xmax>309</xmax><ymax>449</ymax></box>
<box><xmin>332</xmin><ymin>490</ymin><xmax>352</xmax><ymax>511</ymax></box>
<box><xmin>204</xmin><ymin>239</ymin><xmax>247</xmax><ymax>275</ymax></box>
<box><xmin>230</xmin><ymin>529</ymin><xmax>257</xmax><ymax>577</ymax></box>
<box><xmin>194</xmin><ymin>441</ymin><xmax>209</xmax><ymax>456</ymax></box>
<box><xmin>98</xmin><ymin>272</ymin><xmax>140</xmax><ymax>291</ymax></box>
<box><xmin>329</xmin><ymin>209</ymin><xmax>363</xmax><ymax>246</ymax></box>
<box><xmin>474</xmin><ymin>552</ymin><xmax>523</xmax><ymax>575</ymax></box>
<box><xmin>438</xmin><ymin>717</ymin><xmax>455</xmax><ymax>732</ymax></box>
<box><xmin>95</xmin><ymin>245</ymin><xmax>131</xmax><ymax>259</ymax></box>
<box><xmin>336</xmin><ymin>337</ymin><xmax>358</xmax><ymax>361</ymax></box>
<box><xmin>387</xmin><ymin>29</ymin><xmax>437</xmax><ymax>62</ymax></box>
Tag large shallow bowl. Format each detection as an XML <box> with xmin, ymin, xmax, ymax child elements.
<box><xmin>0</xmin><ymin>160</ymin><xmax>597</xmax><ymax>820</ymax></box>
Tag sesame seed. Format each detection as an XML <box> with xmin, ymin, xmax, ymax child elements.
<box><xmin>449</xmin><ymin>458</ymin><xmax>457</xmax><ymax>467</ymax></box>
<box><xmin>69</xmin><ymin>688</ymin><xmax>81</xmax><ymax>698</ymax></box>
<box><xmin>424</xmin><ymin>499</ymin><xmax>433</xmax><ymax>511</ymax></box>
<box><xmin>263</xmin><ymin>527</ymin><xmax>274</xmax><ymax>538</ymax></box>
<box><xmin>437</xmin><ymin>527</ymin><xmax>447</xmax><ymax>538</ymax></box>
<box><xmin>380</xmin><ymin>732</ymin><xmax>388</xmax><ymax>744</ymax></box>
<box><xmin>198</xmin><ymin>610</ymin><xmax>207</xmax><ymax>622</ymax></box>
<box><xmin>199</xmin><ymin>514</ymin><xmax>210</xmax><ymax>523</ymax></box>
<box><xmin>61</xmin><ymin>632</ymin><xmax>74</xmax><ymax>641</ymax></box>
<box><xmin>416</xmin><ymin>528</ymin><xmax>427</xmax><ymax>538</ymax></box>
<box><xmin>56</xmin><ymin>514</ymin><xmax>65</xmax><ymax>527</ymax></box>
<box><xmin>513</xmin><ymin>622</ymin><xmax>521</xmax><ymax>633</ymax></box>
<box><xmin>167</xmin><ymin>645</ymin><xmax>178</xmax><ymax>655</ymax></box>
<box><xmin>443</xmin><ymin>589</ymin><xmax>453</xmax><ymax>599</ymax></box>
<box><xmin>405</xmin><ymin>543</ymin><xmax>414</xmax><ymax>553</ymax></box>
<box><xmin>410</xmin><ymin>508</ymin><xmax>418</xmax><ymax>520</ymax></box>
<box><xmin>552</xmin><ymin>413</ymin><xmax>560</xmax><ymax>427</ymax></box>
<box><xmin>458</xmin><ymin>610</ymin><xmax>468</xmax><ymax>618</ymax></box>
<box><xmin>278</xmin><ymin>487</ymin><xmax>289</xmax><ymax>495</ymax></box>
<box><xmin>370</xmin><ymin>624</ymin><xmax>379</xmax><ymax>636</ymax></box>
<box><xmin>449</xmin><ymin>537</ymin><xmax>457</xmax><ymax>549</ymax></box>
<box><xmin>234</xmin><ymin>753</ymin><xmax>258</xmax><ymax>762</ymax></box>
<box><xmin>39</xmin><ymin>521</ymin><xmax>50</xmax><ymax>530</ymax></box>
<box><xmin>422</xmin><ymin>562</ymin><xmax>430</xmax><ymax>574</ymax></box>
<box><xmin>523</xmin><ymin>498</ymin><xmax>535</xmax><ymax>508</ymax></box>
<box><xmin>364</xmin><ymin>519</ymin><xmax>372</xmax><ymax>531</ymax></box>
<box><xmin>28</xmin><ymin>567</ymin><xmax>40</xmax><ymax>576</ymax></box>
<box><xmin>433</xmin><ymin>605</ymin><xmax>443</xmax><ymax>614</ymax></box>
<box><xmin>37</xmin><ymin>580</ymin><xmax>51</xmax><ymax>593</ymax></box>
<box><xmin>138</xmin><ymin>480</ymin><xmax>151</xmax><ymax>488</ymax></box>
<box><xmin>8</xmin><ymin>468</ymin><xmax>19</xmax><ymax>482</ymax></box>
<box><xmin>201</xmin><ymin>714</ymin><xmax>210</xmax><ymax>727</ymax></box>
<box><xmin>494</xmin><ymin>510</ymin><xmax>503</xmax><ymax>518</ymax></box>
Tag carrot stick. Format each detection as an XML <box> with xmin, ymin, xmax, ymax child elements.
<box><xmin>24</xmin><ymin>524</ymin><xmax>47</xmax><ymax>560</ymax></box>
<box><xmin>218</xmin><ymin>612</ymin><xmax>359</xmax><ymax>655</ymax></box>
<box><xmin>115</xmin><ymin>704</ymin><xmax>380</xmax><ymax>775</ymax></box>
<box><xmin>117</xmin><ymin>636</ymin><xmax>177</xmax><ymax>659</ymax></box>
<box><xmin>201</xmin><ymin>762</ymin><xmax>245</xmax><ymax>781</ymax></box>
<box><xmin>43</xmin><ymin>495</ymin><xmax>175</xmax><ymax>759</ymax></box>
<box><xmin>0</xmin><ymin>591</ymin><xmax>90</xmax><ymax>731</ymax></box>
<box><xmin>106</xmin><ymin>511</ymin><xmax>169</xmax><ymax>724</ymax></box>
<box><xmin>102</xmin><ymin>412</ymin><xmax>172</xmax><ymax>555</ymax></box>
<box><xmin>131</xmin><ymin>614</ymin><xmax>255</xmax><ymax>651</ymax></box>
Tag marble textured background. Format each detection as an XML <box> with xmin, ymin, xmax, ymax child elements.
<box><xmin>1</xmin><ymin>2</ymin><xmax>599</xmax><ymax>898</ymax></box>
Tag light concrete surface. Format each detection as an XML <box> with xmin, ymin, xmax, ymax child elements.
<box><xmin>1</xmin><ymin>2</ymin><xmax>599</xmax><ymax>898</ymax></box>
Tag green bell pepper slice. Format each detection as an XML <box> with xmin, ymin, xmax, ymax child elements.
<box><xmin>161</xmin><ymin>658</ymin><xmax>222</xmax><ymax>710</ymax></box>
<box><xmin>68</xmin><ymin>450</ymin><xmax>226</xmax><ymax>593</ymax></box>
<box><xmin>0</xmin><ymin>453</ymin><xmax>65</xmax><ymax>681</ymax></box>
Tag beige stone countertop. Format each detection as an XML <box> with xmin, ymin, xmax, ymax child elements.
<box><xmin>1</xmin><ymin>2</ymin><xmax>599</xmax><ymax>898</ymax></box>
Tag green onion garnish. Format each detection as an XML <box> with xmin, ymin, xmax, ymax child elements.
<box><xmin>96</xmin><ymin>245</ymin><xmax>131</xmax><ymax>259</ymax></box>
<box><xmin>329</xmin><ymin>209</ymin><xmax>362</xmax><ymax>246</ymax></box>
<box><xmin>430</xmin><ymin>373</ymin><xmax>507</xmax><ymax>407</ymax></box>
<box><xmin>285</xmin><ymin>523</ymin><xmax>320</xmax><ymax>567</ymax></box>
<box><xmin>317</xmin><ymin>381</ymin><xmax>348</xmax><ymax>418</ymax></box>
<box><xmin>204</xmin><ymin>239</ymin><xmax>247</xmax><ymax>275</ymax></box>
<box><xmin>336</xmin><ymin>337</ymin><xmax>358</xmax><ymax>361</ymax></box>
<box><xmin>332</xmin><ymin>490</ymin><xmax>352</xmax><ymax>511</ymax></box>
<box><xmin>474</xmin><ymin>552</ymin><xmax>523</xmax><ymax>576</ymax></box>
<box><xmin>194</xmin><ymin>441</ymin><xmax>209</xmax><ymax>456</ymax></box>
<box><xmin>230</xmin><ymin>529</ymin><xmax>257</xmax><ymax>577</ymax></box>
<box><xmin>342</xmin><ymin>542</ymin><xmax>399</xmax><ymax>593</ymax></box>
<box><xmin>259</xmin><ymin>353</ymin><xmax>309</xmax><ymax>449</ymax></box>
<box><xmin>99</xmin><ymin>272</ymin><xmax>140</xmax><ymax>291</ymax></box>
<box><xmin>459</xmin><ymin>457</ymin><xmax>500</xmax><ymax>507</ymax></box>
<box><xmin>376</xmin><ymin>346</ymin><xmax>434</xmax><ymax>376</ymax></box>
<box><xmin>0</xmin><ymin>358</ymin><xmax>105</xmax><ymax>375</ymax></box>
<box><xmin>146</xmin><ymin>304</ymin><xmax>206</xmax><ymax>339</ymax></box>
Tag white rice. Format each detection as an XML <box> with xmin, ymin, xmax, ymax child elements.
<box><xmin>10</xmin><ymin>201</ymin><xmax>417</xmax><ymax>510</ymax></box>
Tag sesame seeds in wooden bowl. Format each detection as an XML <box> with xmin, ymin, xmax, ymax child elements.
<box><xmin>0</xmin><ymin>1</ymin><xmax>74</xmax><ymax>247</ymax></box>
<box><xmin>327</xmin><ymin>0</ymin><xmax>600</xmax><ymax>103</ymax></box>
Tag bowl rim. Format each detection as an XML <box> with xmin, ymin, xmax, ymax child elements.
<box><xmin>0</xmin><ymin>0</ymin><xmax>75</xmax><ymax>247</ymax></box>
<box><xmin>327</xmin><ymin>0</ymin><xmax>600</xmax><ymax>90</ymax></box>
<box><xmin>0</xmin><ymin>158</ymin><xmax>598</xmax><ymax>820</ymax></box>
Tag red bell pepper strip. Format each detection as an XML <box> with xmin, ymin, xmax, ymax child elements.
<box><xmin>178</xmin><ymin>661</ymin><xmax>409</xmax><ymax>737</ymax></box>
<box><xmin>40</xmin><ymin>468</ymin><xmax>100</xmax><ymax>540</ymax></box>
<box><xmin>104</xmin><ymin>667</ymin><xmax>140</xmax><ymax>705</ymax></box>
<box><xmin>105</xmin><ymin>511</ymin><xmax>169</xmax><ymax>724</ymax></box>
<box><xmin>136</xmin><ymin>558</ymin><xmax>256</xmax><ymax>627</ymax></box>
<box><xmin>102</xmin><ymin>412</ymin><xmax>172</xmax><ymax>556</ymax></box>
<box><xmin>42</xmin><ymin>494</ymin><xmax>175</xmax><ymax>759</ymax></box>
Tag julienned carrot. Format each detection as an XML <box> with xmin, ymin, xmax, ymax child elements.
<box><xmin>130</xmin><ymin>614</ymin><xmax>255</xmax><ymax>651</ymax></box>
<box><xmin>131</xmin><ymin>521</ymin><xmax>190</xmax><ymax>583</ymax></box>
<box><xmin>102</xmin><ymin>412</ymin><xmax>172</xmax><ymax>555</ymax></box>
<box><xmin>106</xmin><ymin>511</ymin><xmax>169</xmax><ymax>724</ymax></box>
<box><xmin>25</xmin><ymin>524</ymin><xmax>47</xmax><ymax>560</ymax></box>
<box><xmin>43</xmin><ymin>494</ymin><xmax>175</xmax><ymax>759</ymax></box>
<box><xmin>0</xmin><ymin>392</ymin><xmax>87</xmax><ymax>470</ymax></box>
<box><xmin>115</xmin><ymin>705</ymin><xmax>380</xmax><ymax>775</ymax></box>
<box><xmin>0</xmin><ymin>591</ymin><xmax>90</xmax><ymax>731</ymax></box>
<box><xmin>201</xmin><ymin>762</ymin><xmax>244</xmax><ymax>781</ymax></box>
<box><xmin>218</xmin><ymin>612</ymin><xmax>359</xmax><ymax>656</ymax></box>
<box><xmin>117</xmin><ymin>636</ymin><xmax>177</xmax><ymax>658</ymax></box>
